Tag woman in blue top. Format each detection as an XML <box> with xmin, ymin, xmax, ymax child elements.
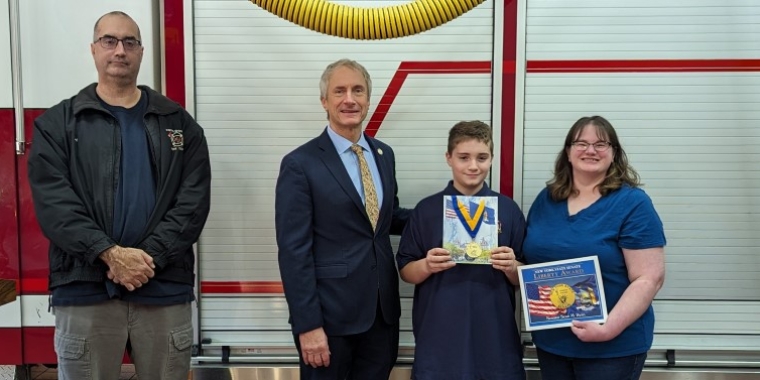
<box><xmin>523</xmin><ymin>116</ymin><xmax>666</xmax><ymax>380</ymax></box>
<box><xmin>397</xmin><ymin>121</ymin><xmax>526</xmax><ymax>380</ymax></box>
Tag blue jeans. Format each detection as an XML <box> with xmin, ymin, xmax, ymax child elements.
<box><xmin>536</xmin><ymin>348</ymin><xmax>646</xmax><ymax>380</ymax></box>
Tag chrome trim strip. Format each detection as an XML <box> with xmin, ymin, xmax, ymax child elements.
<box><xmin>9</xmin><ymin>0</ymin><xmax>24</xmax><ymax>155</ymax></box>
<box><xmin>191</xmin><ymin>366</ymin><xmax>760</xmax><ymax>380</ymax></box>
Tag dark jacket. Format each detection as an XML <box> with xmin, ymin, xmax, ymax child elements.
<box><xmin>28</xmin><ymin>83</ymin><xmax>211</xmax><ymax>289</ymax></box>
<box><xmin>275</xmin><ymin>130</ymin><xmax>410</xmax><ymax>336</ymax></box>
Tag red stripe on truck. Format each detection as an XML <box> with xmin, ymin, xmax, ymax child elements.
<box><xmin>19</xmin><ymin>278</ymin><xmax>47</xmax><ymax>294</ymax></box>
<box><xmin>22</xmin><ymin>327</ymin><xmax>56</xmax><ymax>363</ymax></box>
<box><xmin>18</xmin><ymin>109</ymin><xmax>49</xmax><ymax>295</ymax></box>
<box><xmin>201</xmin><ymin>281</ymin><xmax>284</xmax><ymax>294</ymax></box>
<box><xmin>527</xmin><ymin>59</ymin><xmax>760</xmax><ymax>73</ymax></box>
<box><xmin>500</xmin><ymin>0</ymin><xmax>518</xmax><ymax>197</ymax></box>
<box><xmin>0</xmin><ymin>109</ymin><xmax>20</xmax><ymax>290</ymax></box>
<box><xmin>164</xmin><ymin>0</ymin><xmax>186</xmax><ymax>106</ymax></box>
<box><xmin>364</xmin><ymin>61</ymin><xmax>494</xmax><ymax>138</ymax></box>
<box><xmin>0</xmin><ymin>328</ymin><xmax>22</xmax><ymax>364</ymax></box>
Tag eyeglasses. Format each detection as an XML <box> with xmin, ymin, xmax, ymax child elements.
<box><xmin>571</xmin><ymin>141</ymin><xmax>613</xmax><ymax>152</ymax></box>
<box><xmin>95</xmin><ymin>36</ymin><xmax>142</xmax><ymax>51</ymax></box>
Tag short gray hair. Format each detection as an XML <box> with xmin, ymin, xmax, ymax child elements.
<box><xmin>319</xmin><ymin>59</ymin><xmax>372</xmax><ymax>100</ymax></box>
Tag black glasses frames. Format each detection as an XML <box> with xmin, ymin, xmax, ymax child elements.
<box><xmin>95</xmin><ymin>36</ymin><xmax>142</xmax><ymax>51</ymax></box>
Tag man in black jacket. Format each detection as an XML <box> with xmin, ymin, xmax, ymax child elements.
<box><xmin>27</xmin><ymin>11</ymin><xmax>210</xmax><ymax>380</ymax></box>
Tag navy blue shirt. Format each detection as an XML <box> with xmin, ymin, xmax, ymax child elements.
<box><xmin>112</xmin><ymin>92</ymin><xmax>155</xmax><ymax>248</ymax></box>
<box><xmin>523</xmin><ymin>185</ymin><xmax>665</xmax><ymax>358</ymax></box>
<box><xmin>52</xmin><ymin>91</ymin><xmax>193</xmax><ymax>306</ymax></box>
<box><xmin>396</xmin><ymin>182</ymin><xmax>527</xmax><ymax>380</ymax></box>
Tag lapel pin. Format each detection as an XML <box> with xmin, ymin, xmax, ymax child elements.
<box><xmin>377</xmin><ymin>148</ymin><xmax>383</xmax><ymax>155</ymax></box>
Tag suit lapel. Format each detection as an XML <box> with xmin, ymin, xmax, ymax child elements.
<box><xmin>317</xmin><ymin>130</ymin><xmax>367</xmax><ymax>217</ymax></box>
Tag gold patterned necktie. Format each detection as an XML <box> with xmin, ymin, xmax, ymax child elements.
<box><xmin>351</xmin><ymin>144</ymin><xmax>379</xmax><ymax>231</ymax></box>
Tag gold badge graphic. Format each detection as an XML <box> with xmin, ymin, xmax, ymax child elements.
<box><xmin>465</xmin><ymin>241</ymin><xmax>481</xmax><ymax>259</ymax></box>
<box><xmin>549</xmin><ymin>283</ymin><xmax>575</xmax><ymax>310</ymax></box>
<box><xmin>250</xmin><ymin>0</ymin><xmax>487</xmax><ymax>40</ymax></box>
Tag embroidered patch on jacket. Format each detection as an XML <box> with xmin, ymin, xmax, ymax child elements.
<box><xmin>166</xmin><ymin>129</ymin><xmax>184</xmax><ymax>151</ymax></box>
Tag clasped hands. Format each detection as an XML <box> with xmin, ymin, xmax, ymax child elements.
<box><xmin>424</xmin><ymin>246</ymin><xmax>518</xmax><ymax>275</ymax></box>
<box><xmin>99</xmin><ymin>246</ymin><xmax>155</xmax><ymax>291</ymax></box>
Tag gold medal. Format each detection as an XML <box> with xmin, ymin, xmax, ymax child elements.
<box><xmin>549</xmin><ymin>284</ymin><xmax>576</xmax><ymax>310</ymax></box>
<box><xmin>465</xmin><ymin>242</ymin><xmax>481</xmax><ymax>258</ymax></box>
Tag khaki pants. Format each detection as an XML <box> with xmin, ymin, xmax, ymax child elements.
<box><xmin>54</xmin><ymin>300</ymin><xmax>193</xmax><ymax>380</ymax></box>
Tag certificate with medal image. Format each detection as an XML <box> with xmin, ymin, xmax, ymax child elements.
<box><xmin>442</xmin><ymin>195</ymin><xmax>498</xmax><ymax>264</ymax></box>
<box><xmin>518</xmin><ymin>256</ymin><xmax>608</xmax><ymax>331</ymax></box>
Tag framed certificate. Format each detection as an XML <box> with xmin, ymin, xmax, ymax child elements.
<box><xmin>442</xmin><ymin>195</ymin><xmax>498</xmax><ymax>265</ymax></box>
<box><xmin>518</xmin><ymin>256</ymin><xmax>607</xmax><ymax>331</ymax></box>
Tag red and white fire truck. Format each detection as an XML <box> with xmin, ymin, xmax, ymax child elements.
<box><xmin>1</xmin><ymin>0</ymin><xmax>759</xmax><ymax>379</ymax></box>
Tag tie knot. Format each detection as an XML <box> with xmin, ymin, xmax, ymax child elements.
<box><xmin>351</xmin><ymin>144</ymin><xmax>363</xmax><ymax>154</ymax></box>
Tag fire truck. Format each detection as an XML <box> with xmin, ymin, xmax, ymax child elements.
<box><xmin>1</xmin><ymin>0</ymin><xmax>759</xmax><ymax>379</ymax></box>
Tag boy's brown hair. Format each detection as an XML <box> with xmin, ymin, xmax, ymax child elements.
<box><xmin>447</xmin><ymin>120</ymin><xmax>493</xmax><ymax>155</ymax></box>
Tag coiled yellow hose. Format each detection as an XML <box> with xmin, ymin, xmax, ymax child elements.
<box><xmin>250</xmin><ymin>0</ymin><xmax>486</xmax><ymax>40</ymax></box>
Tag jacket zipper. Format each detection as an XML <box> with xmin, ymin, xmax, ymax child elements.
<box><xmin>144</xmin><ymin>114</ymin><xmax>160</xmax><ymax>192</ymax></box>
<box><xmin>109</xmin><ymin>116</ymin><xmax>119</xmax><ymax>238</ymax></box>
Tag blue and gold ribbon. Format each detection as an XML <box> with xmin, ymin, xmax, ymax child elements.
<box><xmin>451</xmin><ymin>195</ymin><xmax>486</xmax><ymax>239</ymax></box>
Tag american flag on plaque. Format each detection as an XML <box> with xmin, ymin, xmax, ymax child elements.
<box><xmin>525</xmin><ymin>283</ymin><xmax>568</xmax><ymax>318</ymax></box>
<box><xmin>518</xmin><ymin>256</ymin><xmax>608</xmax><ymax>331</ymax></box>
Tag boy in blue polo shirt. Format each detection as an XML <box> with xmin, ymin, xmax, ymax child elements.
<box><xmin>396</xmin><ymin>120</ymin><xmax>526</xmax><ymax>380</ymax></box>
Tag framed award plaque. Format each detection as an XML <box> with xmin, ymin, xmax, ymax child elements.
<box><xmin>518</xmin><ymin>256</ymin><xmax>608</xmax><ymax>331</ymax></box>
